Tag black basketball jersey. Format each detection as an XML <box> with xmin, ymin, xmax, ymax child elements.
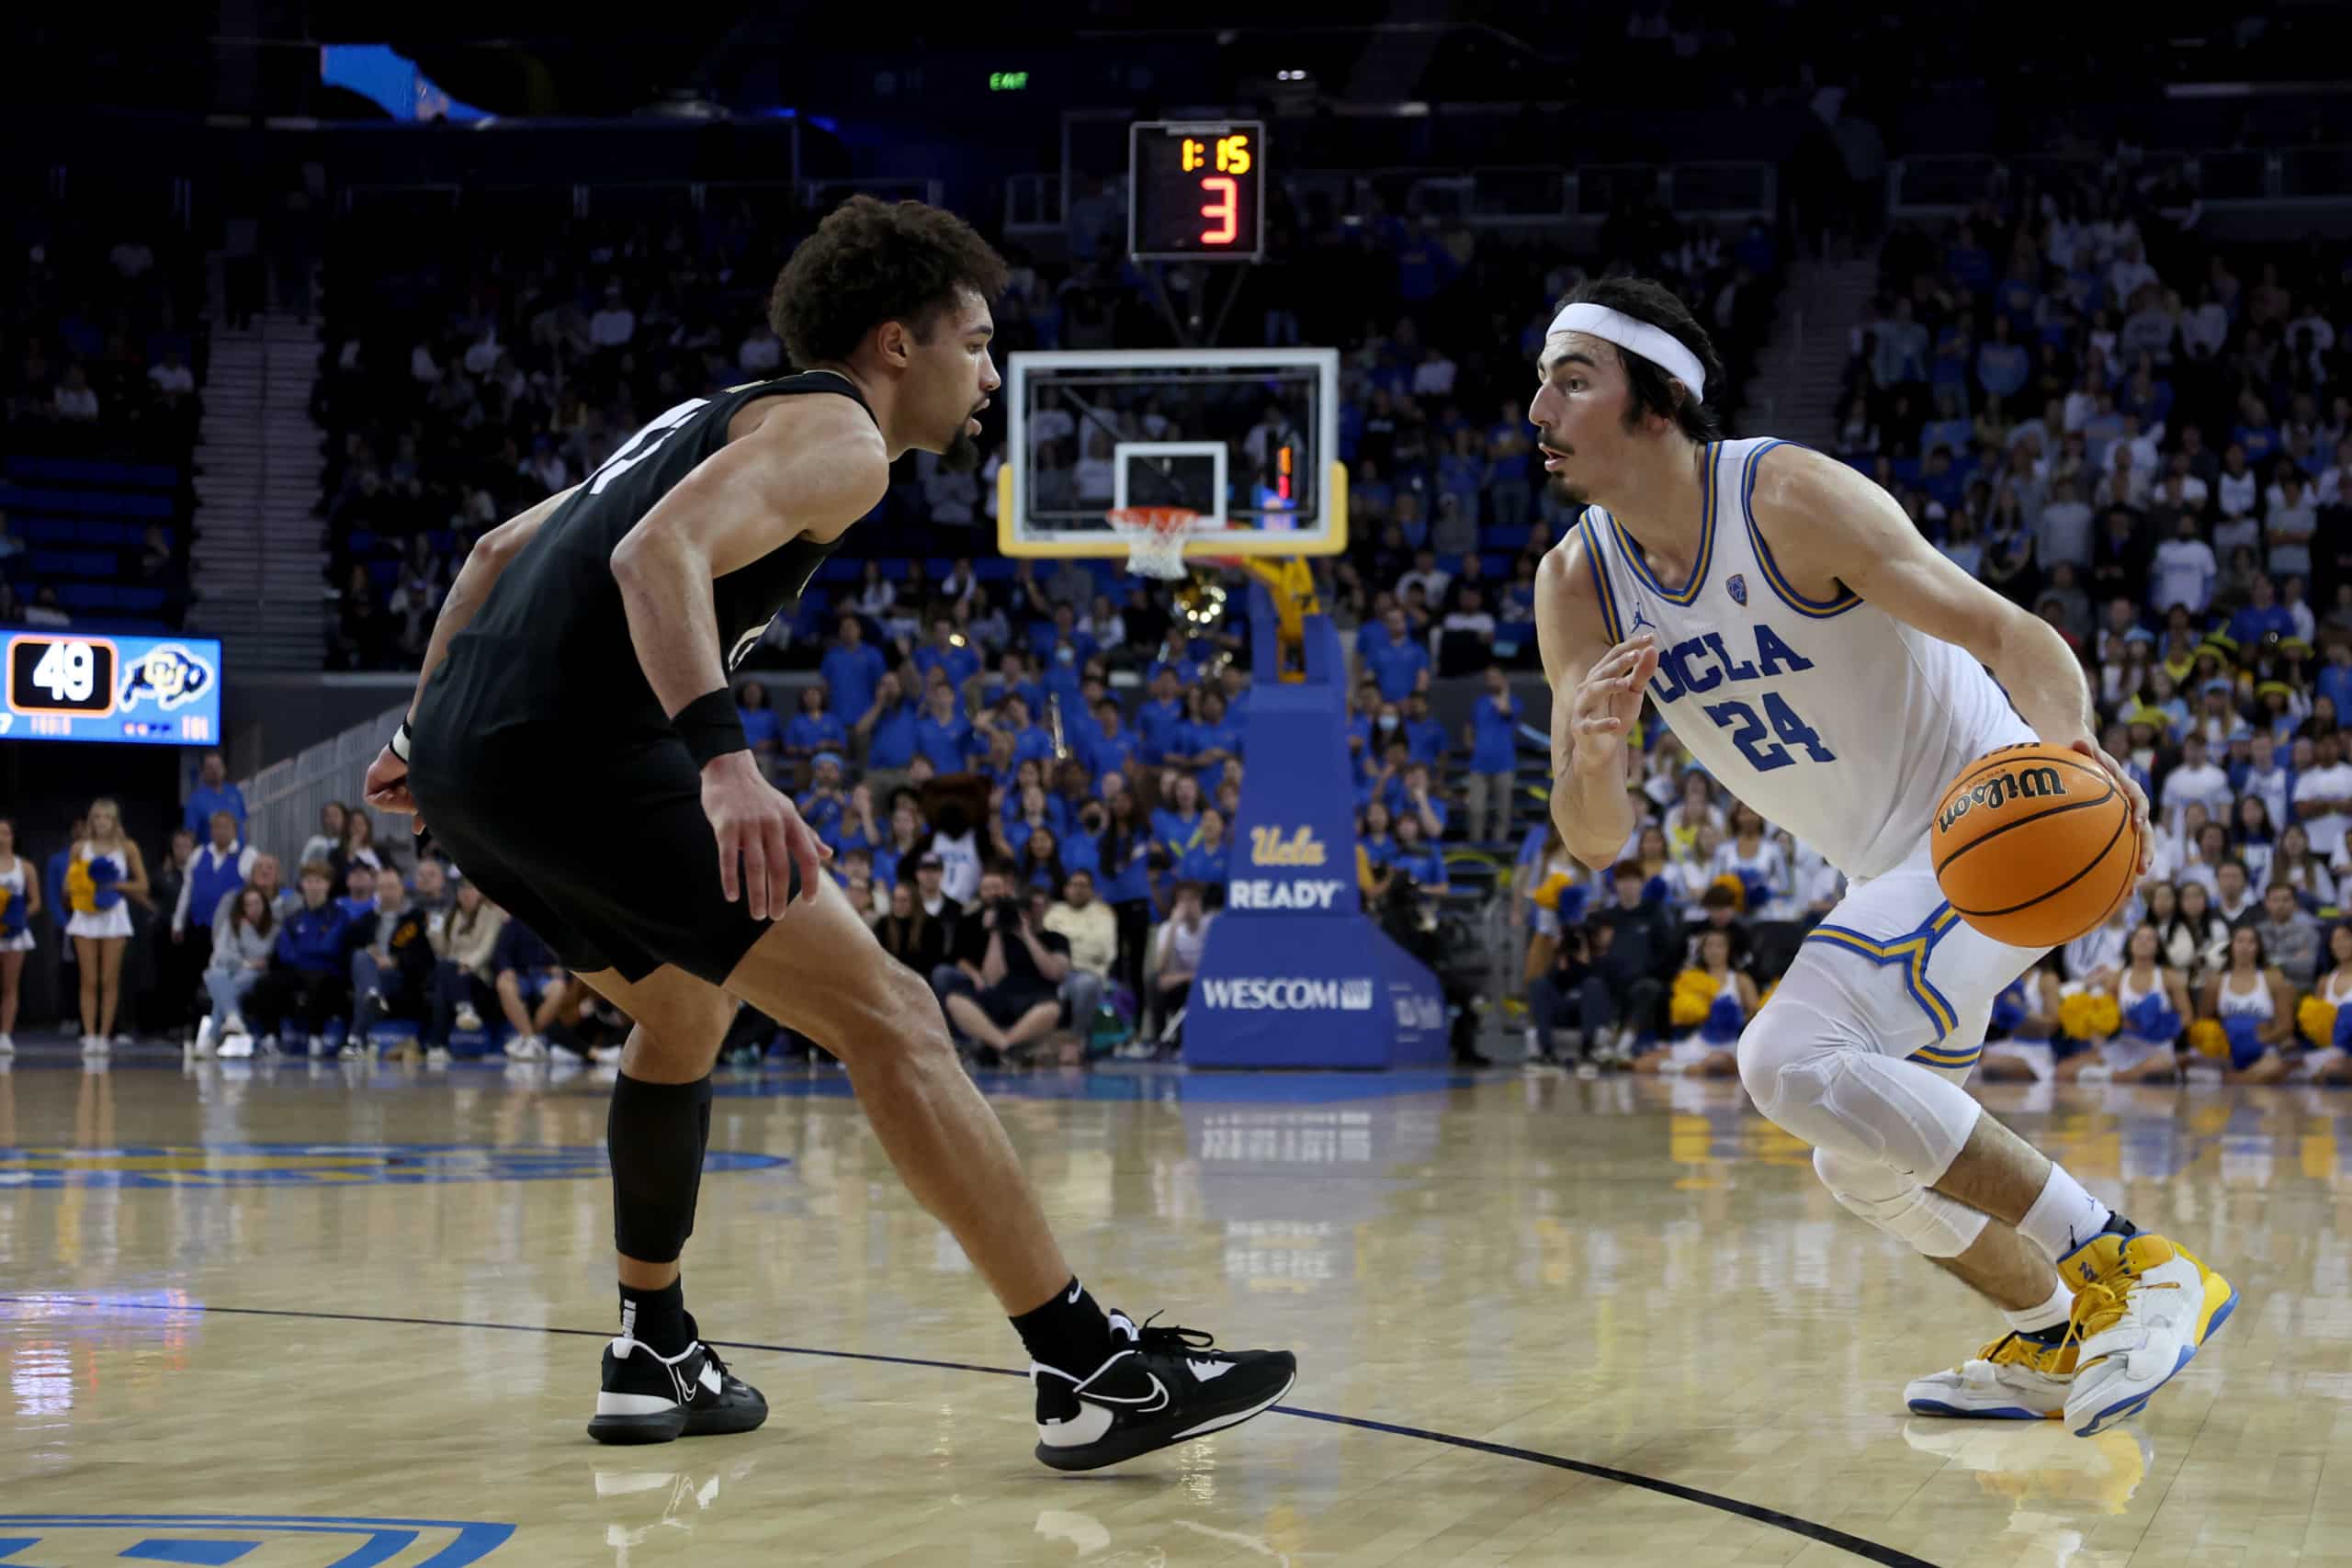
<box><xmin>426</xmin><ymin>370</ymin><xmax>872</xmax><ymax>745</ymax></box>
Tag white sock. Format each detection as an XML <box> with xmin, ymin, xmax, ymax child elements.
<box><xmin>2001</xmin><ymin>1277</ymin><xmax>2074</xmax><ymax>1336</ymax></box>
<box><xmin>2016</xmin><ymin>1162</ymin><xmax>2114</xmax><ymax>1265</ymax></box>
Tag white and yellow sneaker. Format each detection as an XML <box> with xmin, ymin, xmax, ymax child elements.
<box><xmin>2058</xmin><ymin>1231</ymin><xmax>2236</xmax><ymax>1438</ymax></box>
<box><xmin>1905</xmin><ymin>1329</ymin><xmax>2075</xmax><ymax>1420</ymax></box>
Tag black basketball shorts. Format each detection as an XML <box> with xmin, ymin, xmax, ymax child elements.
<box><xmin>407</xmin><ymin>731</ymin><xmax>797</xmax><ymax>987</ymax></box>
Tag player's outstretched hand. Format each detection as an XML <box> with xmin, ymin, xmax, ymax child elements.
<box><xmin>2069</xmin><ymin>736</ymin><xmax>2154</xmax><ymax>875</ymax></box>
<box><xmin>701</xmin><ymin>750</ymin><xmax>832</xmax><ymax>920</ymax></box>
<box><xmin>362</xmin><ymin>744</ymin><xmax>424</xmax><ymax>835</ymax></box>
<box><xmin>1559</xmin><ymin>633</ymin><xmax>1659</xmax><ymax>779</ymax></box>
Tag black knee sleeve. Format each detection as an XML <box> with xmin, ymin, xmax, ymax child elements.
<box><xmin>608</xmin><ymin>1071</ymin><xmax>715</xmax><ymax>1264</ymax></box>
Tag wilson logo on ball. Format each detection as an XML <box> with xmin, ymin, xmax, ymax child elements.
<box><xmin>1934</xmin><ymin>766</ymin><xmax>2066</xmax><ymax>833</ymax></box>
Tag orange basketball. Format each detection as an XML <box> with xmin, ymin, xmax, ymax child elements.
<box><xmin>1930</xmin><ymin>744</ymin><xmax>2140</xmax><ymax>949</ymax></box>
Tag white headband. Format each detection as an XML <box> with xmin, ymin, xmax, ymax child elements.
<box><xmin>1548</xmin><ymin>302</ymin><xmax>1706</xmax><ymax>402</ymax></box>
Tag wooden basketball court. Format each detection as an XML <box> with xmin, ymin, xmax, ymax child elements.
<box><xmin>0</xmin><ymin>1055</ymin><xmax>2324</xmax><ymax>1566</ymax></box>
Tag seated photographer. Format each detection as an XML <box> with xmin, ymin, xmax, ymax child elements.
<box><xmin>937</xmin><ymin>874</ymin><xmax>1075</xmax><ymax>1067</ymax></box>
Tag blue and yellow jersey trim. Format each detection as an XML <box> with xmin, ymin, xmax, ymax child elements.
<box><xmin>1608</xmin><ymin>441</ymin><xmax>1718</xmax><ymax>605</ymax></box>
<box><xmin>1576</xmin><ymin>510</ymin><xmax>1626</xmax><ymax>644</ymax></box>
<box><xmin>1739</xmin><ymin>438</ymin><xmax>1862</xmax><ymax>619</ymax></box>
<box><xmin>1803</xmin><ymin>902</ymin><xmax>1974</xmax><ymax>1062</ymax></box>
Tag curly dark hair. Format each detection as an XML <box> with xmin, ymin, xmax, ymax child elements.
<box><xmin>769</xmin><ymin>196</ymin><xmax>1009</xmax><ymax>367</ymax></box>
<box><xmin>1554</xmin><ymin>276</ymin><xmax>1726</xmax><ymax>441</ymax></box>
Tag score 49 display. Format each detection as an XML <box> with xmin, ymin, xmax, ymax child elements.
<box><xmin>1129</xmin><ymin>120</ymin><xmax>1265</xmax><ymax>261</ymax></box>
<box><xmin>1</xmin><ymin>630</ymin><xmax>222</xmax><ymax>745</ymax></box>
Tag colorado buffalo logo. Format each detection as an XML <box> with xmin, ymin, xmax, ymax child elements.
<box><xmin>1936</xmin><ymin>765</ymin><xmax>2066</xmax><ymax>833</ymax></box>
<box><xmin>119</xmin><ymin>642</ymin><xmax>216</xmax><ymax>711</ymax></box>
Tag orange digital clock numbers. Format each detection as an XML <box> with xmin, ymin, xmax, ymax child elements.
<box><xmin>1131</xmin><ymin>119</ymin><xmax>1265</xmax><ymax>261</ymax></box>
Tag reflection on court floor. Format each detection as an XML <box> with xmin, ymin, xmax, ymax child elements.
<box><xmin>0</xmin><ymin>1056</ymin><xmax>2322</xmax><ymax>1566</ymax></box>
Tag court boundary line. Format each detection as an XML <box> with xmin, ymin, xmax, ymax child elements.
<box><xmin>0</xmin><ymin>1293</ymin><xmax>1936</xmax><ymax>1567</ymax></box>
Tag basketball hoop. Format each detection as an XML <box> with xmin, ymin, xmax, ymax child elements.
<box><xmin>1107</xmin><ymin>506</ymin><xmax>1199</xmax><ymax>580</ymax></box>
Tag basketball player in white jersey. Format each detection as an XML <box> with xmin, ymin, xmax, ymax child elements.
<box><xmin>1532</xmin><ymin>278</ymin><xmax>2237</xmax><ymax>1437</ymax></box>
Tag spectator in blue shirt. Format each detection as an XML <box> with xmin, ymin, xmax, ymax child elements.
<box><xmin>1975</xmin><ymin>316</ymin><xmax>2030</xmax><ymax>402</ymax></box>
<box><xmin>783</xmin><ymin>684</ymin><xmax>850</xmax><ymax>783</ymax></box>
<box><xmin>1031</xmin><ymin>601</ymin><xmax>1099</xmax><ymax>671</ymax></box>
<box><xmin>1136</xmin><ymin>667</ymin><xmax>1188</xmax><ymax>765</ymax></box>
<box><xmin>856</xmin><ymin>670</ymin><xmax>922</xmax><ymax>780</ymax></box>
<box><xmin>1171</xmin><ymin>807</ymin><xmax>1231</xmax><ymax>892</ymax></box>
<box><xmin>912</xmin><ymin>615</ymin><xmax>981</xmax><ymax>696</ymax></box>
<box><xmin>2319</xmin><ymin>636</ymin><xmax>2352</xmax><ymax>719</ymax></box>
<box><xmin>1087</xmin><ymin>697</ymin><xmax>1139</xmax><ymax>780</ymax></box>
<box><xmin>1177</xmin><ymin>690</ymin><xmax>1244</xmax><ymax>793</ymax></box>
<box><xmin>183</xmin><ymin>752</ymin><xmax>247</xmax><ymax>839</ymax></box>
<box><xmin>1002</xmin><ymin>782</ymin><xmax>1063</xmax><ymax>859</ymax></box>
<box><xmin>1993</xmin><ymin>256</ymin><xmax>2041</xmax><ymax>334</ymax></box>
<box><xmin>2233</xmin><ymin>397</ymin><xmax>2281</xmax><ymax>467</ymax></box>
<box><xmin>986</xmin><ymin>693</ymin><xmax>1058</xmax><ymax>772</ymax></box>
<box><xmin>820</xmin><ymin>614</ymin><xmax>887</xmax><ymax>738</ymax></box>
<box><xmin>1401</xmin><ymin>692</ymin><xmax>1448</xmax><ymax>766</ymax></box>
<box><xmin>2229</xmin><ymin>575</ymin><xmax>2295</xmax><ymax>650</ymax></box>
<box><xmin>1464</xmin><ymin>664</ymin><xmax>1521</xmax><ymax>842</ymax></box>
<box><xmin>913</xmin><ymin>682</ymin><xmax>977</xmax><ymax>773</ymax></box>
<box><xmin>1151</xmin><ymin>773</ymin><xmax>1206</xmax><ymax>866</ymax></box>
<box><xmin>1388</xmin><ymin>761</ymin><xmax>1450</xmax><ymax>839</ymax></box>
<box><xmin>1360</xmin><ymin>605</ymin><xmax>1431</xmax><ymax>702</ymax></box>
<box><xmin>797</xmin><ymin>753</ymin><xmax>850</xmax><ymax>847</ymax></box>
<box><xmin>1145</xmin><ymin>629</ymin><xmax>1204</xmax><ymax>690</ymax></box>
<box><xmin>735</xmin><ymin>682</ymin><xmax>785</xmax><ymax>777</ymax></box>
<box><xmin>989</xmin><ymin>649</ymin><xmax>1048</xmax><ymax>723</ymax></box>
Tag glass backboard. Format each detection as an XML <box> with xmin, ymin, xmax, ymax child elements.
<box><xmin>994</xmin><ymin>347</ymin><xmax>1345</xmax><ymax>559</ymax></box>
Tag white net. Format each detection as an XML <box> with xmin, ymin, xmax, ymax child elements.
<box><xmin>1109</xmin><ymin>507</ymin><xmax>1198</xmax><ymax>580</ymax></box>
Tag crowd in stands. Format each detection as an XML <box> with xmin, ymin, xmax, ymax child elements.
<box><xmin>0</xmin><ymin>199</ymin><xmax>203</xmax><ymax>630</ymax></box>
<box><xmin>310</xmin><ymin>182</ymin><xmax>1776</xmax><ymax>673</ymax></box>
<box><xmin>1519</xmin><ymin>159</ymin><xmax>2352</xmax><ymax>1081</ymax></box>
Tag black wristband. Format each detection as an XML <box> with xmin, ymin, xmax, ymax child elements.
<box><xmin>672</xmin><ymin>687</ymin><xmax>749</xmax><ymax>768</ymax></box>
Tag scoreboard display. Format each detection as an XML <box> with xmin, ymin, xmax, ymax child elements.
<box><xmin>1128</xmin><ymin>120</ymin><xmax>1265</xmax><ymax>262</ymax></box>
<box><xmin>1</xmin><ymin>629</ymin><xmax>222</xmax><ymax>746</ymax></box>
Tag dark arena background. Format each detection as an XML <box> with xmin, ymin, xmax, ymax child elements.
<box><xmin>3</xmin><ymin>4</ymin><xmax>2350</xmax><ymax>1562</ymax></box>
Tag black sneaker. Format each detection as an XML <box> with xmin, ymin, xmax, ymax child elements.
<box><xmin>1032</xmin><ymin>1311</ymin><xmax>1296</xmax><ymax>1472</ymax></box>
<box><xmin>588</xmin><ymin>1329</ymin><xmax>768</xmax><ymax>1446</ymax></box>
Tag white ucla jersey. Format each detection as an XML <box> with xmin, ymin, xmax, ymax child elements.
<box><xmin>1577</xmin><ymin>436</ymin><xmax>2033</xmax><ymax>880</ymax></box>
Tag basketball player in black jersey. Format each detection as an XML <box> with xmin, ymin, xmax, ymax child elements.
<box><xmin>360</xmin><ymin>197</ymin><xmax>1295</xmax><ymax>1469</ymax></box>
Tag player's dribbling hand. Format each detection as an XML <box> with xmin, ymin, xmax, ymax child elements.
<box><xmin>2067</xmin><ymin>736</ymin><xmax>2154</xmax><ymax>874</ymax></box>
<box><xmin>362</xmin><ymin>744</ymin><xmax>425</xmax><ymax>835</ymax></box>
<box><xmin>1561</xmin><ymin>634</ymin><xmax>1658</xmax><ymax>778</ymax></box>
<box><xmin>701</xmin><ymin>750</ymin><xmax>831</xmax><ymax>920</ymax></box>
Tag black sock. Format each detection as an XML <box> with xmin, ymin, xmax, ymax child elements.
<box><xmin>620</xmin><ymin>1277</ymin><xmax>690</xmax><ymax>1356</ymax></box>
<box><xmin>1011</xmin><ymin>1278</ymin><xmax>1115</xmax><ymax>1373</ymax></box>
<box><xmin>2102</xmin><ymin>1212</ymin><xmax>2138</xmax><ymax>1240</ymax></box>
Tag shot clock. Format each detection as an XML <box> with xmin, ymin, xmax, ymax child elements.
<box><xmin>1128</xmin><ymin>120</ymin><xmax>1265</xmax><ymax>262</ymax></box>
<box><xmin>1</xmin><ymin>628</ymin><xmax>222</xmax><ymax>745</ymax></box>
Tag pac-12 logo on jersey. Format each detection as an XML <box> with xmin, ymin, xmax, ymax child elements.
<box><xmin>1726</xmin><ymin>573</ymin><xmax>1747</xmax><ymax>606</ymax></box>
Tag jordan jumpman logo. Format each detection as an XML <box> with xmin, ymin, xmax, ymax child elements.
<box><xmin>1628</xmin><ymin>604</ymin><xmax>1657</xmax><ymax>636</ymax></box>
